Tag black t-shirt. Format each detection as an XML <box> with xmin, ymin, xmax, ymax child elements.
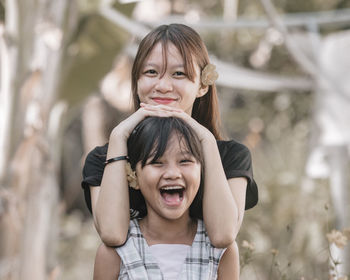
<box><xmin>81</xmin><ymin>140</ymin><xmax>258</xmax><ymax>214</ymax></box>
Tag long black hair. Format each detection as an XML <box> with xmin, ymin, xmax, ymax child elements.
<box><xmin>127</xmin><ymin>117</ymin><xmax>204</xmax><ymax>219</ymax></box>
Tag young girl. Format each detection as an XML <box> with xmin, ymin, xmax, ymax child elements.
<box><xmin>95</xmin><ymin>116</ymin><xmax>238</xmax><ymax>279</ymax></box>
<box><xmin>82</xmin><ymin>23</ymin><xmax>258</xmax><ymax>274</ymax></box>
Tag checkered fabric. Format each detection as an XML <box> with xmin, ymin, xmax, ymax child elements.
<box><xmin>116</xmin><ymin>219</ymin><xmax>226</xmax><ymax>280</ymax></box>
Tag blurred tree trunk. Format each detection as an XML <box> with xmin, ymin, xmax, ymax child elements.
<box><xmin>0</xmin><ymin>1</ymin><xmax>77</xmax><ymax>279</ymax></box>
<box><xmin>316</xmin><ymin>31</ymin><xmax>350</xmax><ymax>275</ymax></box>
<box><xmin>223</xmin><ymin>0</ymin><xmax>238</xmax><ymax>20</ymax></box>
<box><xmin>328</xmin><ymin>146</ymin><xmax>350</xmax><ymax>275</ymax></box>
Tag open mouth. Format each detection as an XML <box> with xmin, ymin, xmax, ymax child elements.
<box><xmin>160</xmin><ymin>186</ymin><xmax>185</xmax><ymax>205</ymax></box>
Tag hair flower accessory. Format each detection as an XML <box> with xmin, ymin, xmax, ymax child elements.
<box><xmin>125</xmin><ymin>162</ymin><xmax>139</xmax><ymax>189</ymax></box>
<box><xmin>201</xmin><ymin>64</ymin><xmax>218</xmax><ymax>86</ymax></box>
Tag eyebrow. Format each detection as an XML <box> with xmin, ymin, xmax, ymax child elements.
<box><xmin>179</xmin><ymin>150</ymin><xmax>195</xmax><ymax>157</ymax></box>
<box><xmin>171</xmin><ymin>64</ymin><xmax>185</xmax><ymax>68</ymax></box>
<box><xmin>143</xmin><ymin>63</ymin><xmax>158</xmax><ymax>68</ymax></box>
<box><xmin>144</xmin><ymin>62</ymin><xmax>185</xmax><ymax>68</ymax></box>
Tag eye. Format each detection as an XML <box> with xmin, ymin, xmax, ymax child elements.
<box><xmin>148</xmin><ymin>159</ymin><xmax>163</xmax><ymax>166</ymax></box>
<box><xmin>173</xmin><ymin>71</ymin><xmax>186</xmax><ymax>78</ymax></box>
<box><xmin>144</xmin><ymin>69</ymin><xmax>158</xmax><ymax>76</ymax></box>
<box><xmin>180</xmin><ymin>158</ymin><xmax>195</xmax><ymax>164</ymax></box>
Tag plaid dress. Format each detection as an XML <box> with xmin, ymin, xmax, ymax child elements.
<box><xmin>116</xmin><ymin>219</ymin><xmax>226</xmax><ymax>280</ymax></box>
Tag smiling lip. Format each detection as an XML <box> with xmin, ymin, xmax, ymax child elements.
<box><xmin>159</xmin><ymin>185</ymin><xmax>185</xmax><ymax>207</ymax></box>
<box><xmin>152</xmin><ymin>97</ymin><xmax>176</xmax><ymax>105</ymax></box>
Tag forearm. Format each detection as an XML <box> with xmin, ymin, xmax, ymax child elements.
<box><xmin>202</xmin><ymin>137</ymin><xmax>239</xmax><ymax>247</ymax></box>
<box><xmin>95</xmin><ymin>134</ymin><xmax>130</xmax><ymax>246</ymax></box>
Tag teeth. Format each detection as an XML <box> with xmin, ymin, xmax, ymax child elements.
<box><xmin>160</xmin><ymin>186</ymin><xmax>184</xmax><ymax>190</ymax></box>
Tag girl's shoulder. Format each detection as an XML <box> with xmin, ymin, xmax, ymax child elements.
<box><xmin>216</xmin><ymin>139</ymin><xmax>258</xmax><ymax>210</ymax></box>
<box><xmin>128</xmin><ymin>219</ymin><xmax>143</xmax><ymax>236</ymax></box>
<box><xmin>82</xmin><ymin>143</ymin><xmax>109</xmax><ymax>173</ymax></box>
<box><xmin>216</xmin><ymin>139</ymin><xmax>252</xmax><ymax>171</ymax></box>
<box><xmin>82</xmin><ymin>143</ymin><xmax>109</xmax><ymax>183</ymax></box>
<box><xmin>86</xmin><ymin>143</ymin><xmax>109</xmax><ymax>160</ymax></box>
<box><xmin>217</xmin><ymin>139</ymin><xmax>250</xmax><ymax>157</ymax></box>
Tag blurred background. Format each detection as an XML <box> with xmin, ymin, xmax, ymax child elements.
<box><xmin>0</xmin><ymin>0</ymin><xmax>350</xmax><ymax>279</ymax></box>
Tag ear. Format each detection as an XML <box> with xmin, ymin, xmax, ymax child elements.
<box><xmin>197</xmin><ymin>85</ymin><xmax>209</xmax><ymax>98</ymax></box>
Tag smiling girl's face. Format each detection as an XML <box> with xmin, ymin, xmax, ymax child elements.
<box><xmin>135</xmin><ymin>132</ymin><xmax>201</xmax><ymax>222</ymax></box>
<box><xmin>137</xmin><ymin>42</ymin><xmax>208</xmax><ymax>115</ymax></box>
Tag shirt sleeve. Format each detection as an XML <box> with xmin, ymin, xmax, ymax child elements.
<box><xmin>81</xmin><ymin>143</ymin><xmax>108</xmax><ymax>213</ymax></box>
<box><xmin>217</xmin><ymin>140</ymin><xmax>258</xmax><ymax>210</ymax></box>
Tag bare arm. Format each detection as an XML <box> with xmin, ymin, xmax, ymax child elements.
<box><xmin>201</xmin><ymin>137</ymin><xmax>246</xmax><ymax>247</ymax></box>
<box><xmin>227</xmin><ymin>177</ymin><xmax>247</xmax><ymax>233</ymax></box>
<box><xmin>93</xmin><ymin>243</ymin><xmax>120</xmax><ymax>280</ymax></box>
<box><xmin>95</xmin><ymin>132</ymin><xmax>130</xmax><ymax>246</ymax></box>
<box><xmin>217</xmin><ymin>241</ymin><xmax>240</xmax><ymax>280</ymax></box>
<box><xmin>95</xmin><ymin>106</ymin><xmax>179</xmax><ymax>246</ymax></box>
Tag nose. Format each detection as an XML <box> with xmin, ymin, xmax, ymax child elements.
<box><xmin>155</xmin><ymin>75</ymin><xmax>173</xmax><ymax>93</ymax></box>
<box><xmin>162</xmin><ymin>163</ymin><xmax>182</xmax><ymax>180</ymax></box>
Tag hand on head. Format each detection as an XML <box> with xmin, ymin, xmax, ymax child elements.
<box><xmin>139</xmin><ymin>103</ymin><xmax>214</xmax><ymax>143</ymax></box>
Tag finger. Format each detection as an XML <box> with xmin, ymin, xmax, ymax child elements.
<box><xmin>142</xmin><ymin>108</ymin><xmax>186</xmax><ymax>118</ymax></box>
<box><xmin>139</xmin><ymin>107</ymin><xmax>203</xmax><ymax>135</ymax></box>
<box><xmin>140</xmin><ymin>107</ymin><xmax>175</xmax><ymax>118</ymax></box>
<box><xmin>141</xmin><ymin>103</ymin><xmax>184</xmax><ymax>113</ymax></box>
<box><xmin>140</xmin><ymin>102</ymin><xmax>173</xmax><ymax>110</ymax></box>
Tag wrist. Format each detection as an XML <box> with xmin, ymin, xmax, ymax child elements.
<box><xmin>108</xmin><ymin>129</ymin><xmax>128</xmax><ymax>157</ymax></box>
<box><xmin>200</xmin><ymin>131</ymin><xmax>216</xmax><ymax>145</ymax></box>
<box><xmin>110</xmin><ymin>126</ymin><xmax>129</xmax><ymax>142</ymax></box>
<box><xmin>104</xmin><ymin>155</ymin><xmax>129</xmax><ymax>166</ymax></box>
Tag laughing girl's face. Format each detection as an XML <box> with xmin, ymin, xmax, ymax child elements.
<box><xmin>135</xmin><ymin>132</ymin><xmax>201</xmax><ymax>222</ymax></box>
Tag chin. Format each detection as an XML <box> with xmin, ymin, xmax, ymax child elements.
<box><xmin>161</xmin><ymin>209</ymin><xmax>189</xmax><ymax>221</ymax></box>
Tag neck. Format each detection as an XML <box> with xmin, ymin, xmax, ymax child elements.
<box><xmin>139</xmin><ymin>214</ymin><xmax>196</xmax><ymax>246</ymax></box>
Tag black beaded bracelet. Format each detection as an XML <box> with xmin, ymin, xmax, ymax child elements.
<box><xmin>104</xmin><ymin>155</ymin><xmax>129</xmax><ymax>166</ymax></box>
